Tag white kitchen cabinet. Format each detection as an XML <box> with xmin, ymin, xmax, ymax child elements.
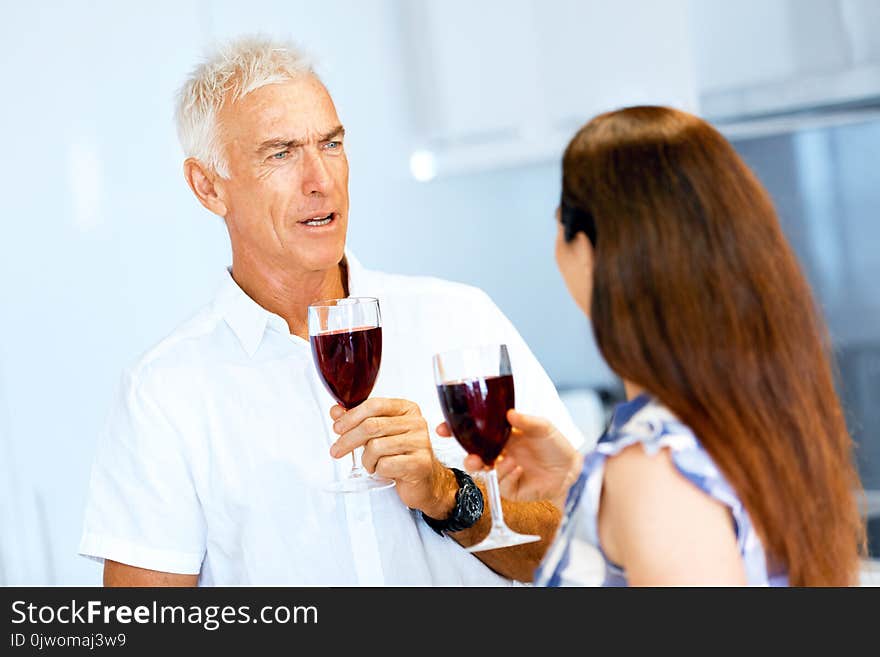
<box><xmin>399</xmin><ymin>0</ymin><xmax>698</xmax><ymax>178</ymax></box>
<box><xmin>693</xmin><ymin>0</ymin><xmax>880</xmax><ymax>120</ymax></box>
<box><xmin>400</xmin><ymin>0</ymin><xmax>880</xmax><ymax>176</ymax></box>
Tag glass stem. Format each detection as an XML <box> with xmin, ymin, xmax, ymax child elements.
<box><xmin>350</xmin><ymin>448</ymin><xmax>366</xmax><ymax>478</ymax></box>
<box><xmin>485</xmin><ymin>468</ymin><xmax>509</xmax><ymax>531</ymax></box>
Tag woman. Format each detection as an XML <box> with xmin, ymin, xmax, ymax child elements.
<box><xmin>441</xmin><ymin>106</ymin><xmax>865</xmax><ymax>586</ymax></box>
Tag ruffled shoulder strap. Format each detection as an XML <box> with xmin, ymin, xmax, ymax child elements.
<box><xmin>597</xmin><ymin>400</ymin><xmax>735</xmax><ymax>508</ymax></box>
<box><xmin>538</xmin><ymin>396</ymin><xmax>778</xmax><ymax>586</ymax></box>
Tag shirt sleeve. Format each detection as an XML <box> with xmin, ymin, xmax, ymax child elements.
<box><xmin>476</xmin><ymin>290</ymin><xmax>587</xmax><ymax>451</ymax></box>
<box><xmin>78</xmin><ymin>365</ymin><xmax>206</xmax><ymax>575</ymax></box>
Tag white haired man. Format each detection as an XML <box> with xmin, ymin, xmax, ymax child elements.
<box><xmin>79</xmin><ymin>36</ymin><xmax>584</xmax><ymax>586</ymax></box>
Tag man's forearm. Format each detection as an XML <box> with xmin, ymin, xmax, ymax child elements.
<box><xmin>419</xmin><ymin>465</ymin><xmax>561</xmax><ymax>582</ymax></box>
<box><xmin>104</xmin><ymin>560</ymin><xmax>199</xmax><ymax>587</ymax></box>
<box><xmin>449</xmin><ymin>482</ymin><xmax>561</xmax><ymax>582</ymax></box>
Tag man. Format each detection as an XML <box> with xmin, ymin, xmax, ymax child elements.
<box><xmin>79</xmin><ymin>36</ymin><xmax>584</xmax><ymax>586</ymax></box>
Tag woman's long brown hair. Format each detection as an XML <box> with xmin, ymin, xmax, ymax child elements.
<box><xmin>562</xmin><ymin>106</ymin><xmax>865</xmax><ymax>586</ymax></box>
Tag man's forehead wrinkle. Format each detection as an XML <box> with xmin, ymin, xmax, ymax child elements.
<box><xmin>217</xmin><ymin>78</ymin><xmax>343</xmax><ymax>157</ymax></box>
<box><xmin>255</xmin><ymin>125</ymin><xmax>345</xmax><ymax>151</ymax></box>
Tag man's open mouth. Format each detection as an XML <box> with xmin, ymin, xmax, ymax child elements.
<box><xmin>300</xmin><ymin>212</ymin><xmax>335</xmax><ymax>227</ymax></box>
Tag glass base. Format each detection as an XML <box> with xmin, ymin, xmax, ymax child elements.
<box><xmin>466</xmin><ymin>525</ymin><xmax>541</xmax><ymax>553</ymax></box>
<box><xmin>324</xmin><ymin>473</ymin><xmax>396</xmax><ymax>494</ymax></box>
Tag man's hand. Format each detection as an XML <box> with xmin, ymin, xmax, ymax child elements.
<box><xmin>331</xmin><ymin>399</ymin><xmax>566</xmax><ymax>583</ymax></box>
<box><xmin>437</xmin><ymin>408</ymin><xmax>583</xmax><ymax>509</ymax></box>
<box><xmin>329</xmin><ymin>398</ymin><xmax>457</xmax><ymax>519</ymax></box>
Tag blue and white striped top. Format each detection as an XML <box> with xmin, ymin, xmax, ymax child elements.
<box><xmin>534</xmin><ymin>393</ymin><xmax>788</xmax><ymax>587</ymax></box>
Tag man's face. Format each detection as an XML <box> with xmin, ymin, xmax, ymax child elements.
<box><xmin>217</xmin><ymin>76</ymin><xmax>349</xmax><ymax>275</ymax></box>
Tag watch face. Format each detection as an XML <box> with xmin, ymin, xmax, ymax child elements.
<box><xmin>452</xmin><ymin>472</ymin><xmax>484</xmax><ymax>528</ymax></box>
<box><xmin>422</xmin><ymin>469</ymin><xmax>484</xmax><ymax>535</ymax></box>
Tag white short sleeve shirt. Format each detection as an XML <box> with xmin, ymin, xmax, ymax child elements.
<box><xmin>79</xmin><ymin>253</ymin><xmax>585</xmax><ymax>585</ymax></box>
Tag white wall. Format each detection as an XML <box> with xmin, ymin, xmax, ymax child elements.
<box><xmin>0</xmin><ymin>0</ymin><xmax>613</xmax><ymax>584</ymax></box>
<box><xmin>1</xmin><ymin>0</ymin><xmax>222</xmax><ymax>585</ymax></box>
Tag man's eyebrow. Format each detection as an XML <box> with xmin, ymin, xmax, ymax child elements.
<box><xmin>256</xmin><ymin>125</ymin><xmax>345</xmax><ymax>154</ymax></box>
<box><xmin>256</xmin><ymin>137</ymin><xmax>303</xmax><ymax>153</ymax></box>
<box><xmin>321</xmin><ymin>125</ymin><xmax>345</xmax><ymax>142</ymax></box>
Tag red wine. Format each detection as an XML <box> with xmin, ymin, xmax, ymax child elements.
<box><xmin>310</xmin><ymin>326</ymin><xmax>382</xmax><ymax>408</ymax></box>
<box><xmin>436</xmin><ymin>374</ymin><xmax>515</xmax><ymax>466</ymax></box>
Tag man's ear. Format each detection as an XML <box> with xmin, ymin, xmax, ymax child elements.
<box><xmin>183</xmin><ymin>158</ymin><xmax>228</xmax><ymax>218</ymax></box>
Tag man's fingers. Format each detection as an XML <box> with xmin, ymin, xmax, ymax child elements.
<box><xmin>361</xmin><ymin>434</ymin><xmax>417</xmax><ymax>472</ymax></box>
<box><xmin>435</xmin><ymin>422</ymin><xmax>452</xmax><ymax>437</ymax></box>
<box><xmin>372</xmin><ymin>454</ymin><xmax>411</xmax><ymax>479</ymax></box>
<box><xmin>330</xmin><ymin>415</ymin><xmax>413</xmax><ymax>458</ymax></box>
<box><xmin>332</xmin><ymin>398</ymin><xmax>418</xmax><ymax>435</ymax></box>
<box><xmin>329</xmin><ymin>405</ymin><xmax>345</xmax><ymax>421</ymax></box>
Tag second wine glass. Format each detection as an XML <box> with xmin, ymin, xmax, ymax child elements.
<box><xmin>433</xmin><ymin>344</ymin><xmax>541</xmax><ymax>551</ymax></box>
<box><xmin>308</xmin><ymin>297</ymin><xmax>395</xmax><ymax>494</ymax></box>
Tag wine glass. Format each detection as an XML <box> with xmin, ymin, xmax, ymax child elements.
<box><xmin>308</xmin><ymin>297</ymin><xmax>395</xmax><ymax>494</ymax></box>
<box><xmin>433</xmin><ymin>344</ymin><xmax>540</xmax><ymax>552</ymax></box>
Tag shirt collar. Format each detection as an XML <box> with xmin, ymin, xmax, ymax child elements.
<box><xmin>215</xmin><ymin>249</ymin><xmax>363</xmax><ymax>357</ymax></box>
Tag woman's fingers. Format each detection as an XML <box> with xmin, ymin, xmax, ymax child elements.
<box><xmin>463</xmin><ymin>454</ymin><xmax>487</xmax><ymax>472</ymax></box>
<box><xmin>495</xmin><ymin>455</ymin><xmax>518</xmax><ymax>479</ymax></box>
<box><xmin>498</xmin><ymin>465</ymin><xmax>524</xmax><ymax>499</ymax></box>
<box><xmin>506</xmin><ymin>408</ymin><xmax>553</xmax><ymax>434</ymax></box>
<box><xmin>441</xmin><ymin>410</ymin><xmax>553</xmax><ymax>437</ymax></box>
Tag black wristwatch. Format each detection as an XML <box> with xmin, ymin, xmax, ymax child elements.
<box><xmin>421</xmin><ymin>468</ymin><xmax>484</xmax><ymax>536</ymax></box>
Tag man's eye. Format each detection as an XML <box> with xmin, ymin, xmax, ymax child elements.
<box><xmin>324</xmin><ymin>141</ymin><xmax>341</xmax><ymax>150</ymax></box>
<box><xmin>272</xmin><ymin>151</ymin><xmax>288</xmax><ymax>160</ymax></box>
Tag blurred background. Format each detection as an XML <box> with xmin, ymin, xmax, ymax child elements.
<box><xmin>1</xmin><ymin>0</ymin><xmax>878</xmax><ymax>584</ymax></box>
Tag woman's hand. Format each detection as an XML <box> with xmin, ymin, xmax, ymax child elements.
<box><xmin>437</xmin><ymin>409</ymin><xmax>583</xmax><ymax>508</ymax></box>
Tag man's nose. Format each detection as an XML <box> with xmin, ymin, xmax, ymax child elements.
<box><xmin>301</xmin><ymin>149</ymin><xmax>331</xmax><ymax>196</ymax></box>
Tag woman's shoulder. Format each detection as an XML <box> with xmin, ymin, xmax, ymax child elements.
<box><xmin>556</xmin><ymin>394</ymin><xmax>780</xmax><ymax>586</ymax></box>
<box><xmin>598</xmin><ymin>439</ymin><xmax>749</xmax><ymax>584</ymax></box>
<box><xmin>600</xmin><ymin>401</ymin><xmax>722</xmax><ymax>539</ymax></box>
<box><xmin>595</xmin><ymin>395</ymin><xmax>732</xmax><ymax>504</ymax></box>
